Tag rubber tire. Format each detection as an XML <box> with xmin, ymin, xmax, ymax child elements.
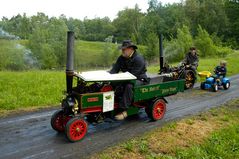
<box><xmin>184</xmin><ymin>70</ymin><xmax>196</xmax><ymax>89</ymax></box>
<box><xmin>223</xmin><ymin>82</ymin><xmax>230</xmax><ymax>90</ymax></box>
<box><xmin>200</xmin><ymin>82</ymin><xmax>205</xmax><ymax>90</ymax></box>
<box><xmin>51</xmin><ymin>110</ymin><xmax>65</xmax><ymax>132</ymax></box>
<box><xmin>212</xmin><ymin>84</ymin><xmax>218</xmax><ymax>92</ymax></box>
<box><xmin>65</xmin><ymin>117</ymin><xmax>88</xmax><ymax>142</ymax></box>
<box><xmin>147</xmin><ymin>99</ymin><xmax>166</xmax><ymax>121</ymax></box>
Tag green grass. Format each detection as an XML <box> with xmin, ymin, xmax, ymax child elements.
<box><xmin>73</xmin><ymin>40</ymin><xmax>146</xmax><ymax>69</ymax></box>
<box><xmin>174</xmin><ymin>124</ymin><xmax>239</xmax><ymax>159</ymax></box>
<box><xmin>91</xmin><ymin>98</ymin><xmax>239</xmax><ymax>159</ymax></box>
<box><xmin>0</xmin><ymin>71</ymin><xmax>65</xmax><ymax>111</ymax></box>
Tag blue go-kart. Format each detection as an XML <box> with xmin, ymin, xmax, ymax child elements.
<box><xmin>198</xmin><ymin>71</ymin><xmax>230</xmax><ymax>92</ymax></box>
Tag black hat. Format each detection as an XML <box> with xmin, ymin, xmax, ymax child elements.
<box><xmin>118</xmin><ymin>40</ymin><xmax>138</xmax><ymax>50</ymax></box>
<box><xmin>190</xmin><ymin>46</ymin><xmax>196</xmax><ymax>50</ymax></box>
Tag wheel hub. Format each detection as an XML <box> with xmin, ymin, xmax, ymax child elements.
<box><xmin>76</xmin><ymin>127</ymin><xmax>80</xmax><ymax>132</ymax></box>
<box><xmin>157</xmin><ymin>108</ymin><xmax>161</xmax><ymax>113</ymax></box>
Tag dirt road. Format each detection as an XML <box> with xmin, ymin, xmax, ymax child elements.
<box><xmin>0</xmin><ymin>75</ymin><xmax>238</xmax><ymax>159</ymax></box>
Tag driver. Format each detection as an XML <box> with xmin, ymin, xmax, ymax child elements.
<box><xmin>110</xmin><ymin>40</ymin><xmax>148</xmax><ymax>120</ymax></box>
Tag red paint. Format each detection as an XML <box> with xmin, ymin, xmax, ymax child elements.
<box><xmin>132</xmin><ymin>102</ymin><xmax>146</xmax><ymax>108</ymax></box>
<box><xmin>53</xmin><ymin>113</ymin><xmax>64</xmax><ymax>132</ymax></box>
<box><xmin>100</xmin><ymin>85</ymin><xmax>113</xmax><ymax>92</ymax></box>
<box><xmin>152</xmin><ymin>100</ymin><xmax>166</xmax><ymax>120</ymax></box>
<box><xmin>87</xmin><ymin>97</ymin><xmax>99</xmax><ymax>102</ymax></box>
<box><xmin>81</xmin><ymin>106</ymin><xmax>102</xmax><ymax>113</ymax></box>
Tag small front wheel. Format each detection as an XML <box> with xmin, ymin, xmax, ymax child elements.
<box><xmin>147</xmin><ymin>99</ymin><xmax>166</xmax><ymax>121</ymax></box>
<box><xmin>65</xmin><ymin>117</ymin><xmax>88</xmax><ymax>142</ymax></box>
<box><xmin>212</xmin><ymin>84</ymin><xmax>218</xmax><ymax>92</ymax></box>
<box><xmin>200</xmin><ymin>82</ymin><xmax>205</xmax><ymax>90</ymax></box>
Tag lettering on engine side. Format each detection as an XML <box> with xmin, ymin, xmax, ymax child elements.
<box><xmin>140</xmin><ymin>86</ymin><xmax>160</xmax><ymax>93</ymax></box>
<box><xmin>87</xmin><ymin>97</ymin><xmax>99</xmax><ymax>102</ymax></box>
<box><xmin>161</xmin><ymin>87</ymin><xmax>177</xmax><ymax>94</ymax></box>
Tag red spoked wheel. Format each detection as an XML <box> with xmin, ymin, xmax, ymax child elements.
<box><xmin>51</xmin><ymin>110</ymin><xmax>65</xmax><ymax>132</ymax></box>
<box><xmin>65</xmin><ymin>117</ymin><xmax>88</xmax><ymax>142</ymax></box>
<box><xmin>147</xmin><ymin>99</ymin><xmax>166</xmax><ymax>121</ymax></box>
<box><xmin>51</xmin><ymin>110</ymin><xmax>72</xmax><ymax>132</ymax></box>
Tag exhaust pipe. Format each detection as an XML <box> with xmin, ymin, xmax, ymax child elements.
<box><xmin>159</xmin><ymin>34</ymin><xmax>164</xmax><ymax>74</ymax></box>
<box><xmin>66</xmin><ymin>31</ymin><xmax>74</xmax><ymax>93</ymax></box>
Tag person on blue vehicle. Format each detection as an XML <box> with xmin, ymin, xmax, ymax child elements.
<box><xmin>214</xmin><ymin>60</ymin><xmax>227</xmax><ymax>78</ymax></box>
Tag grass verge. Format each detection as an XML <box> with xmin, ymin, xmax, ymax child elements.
<box><xmin>91</xmin><ymin>98</ymin><xmax>239</xmax><ymax>159</ymax></box>
<box><xmin>0</xmin><ymin>70</ymin><xmax>65</xmax><ymax>117</ymax></box>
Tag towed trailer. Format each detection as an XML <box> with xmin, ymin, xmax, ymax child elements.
<box><xmin>51</xmin><ymin>32</ymin><xmax>185</xmax><ymax>142</ymax></box>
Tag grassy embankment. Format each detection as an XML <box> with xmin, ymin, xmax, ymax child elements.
<box><xmin>0</xmin><ymin>39</ymin><xmax>239</xmax><ymax>116</ymax></box>
<box><xmin>91</xmin><ymin>98</ymin><xmax>239</xmax><ymax>159</ymax></box>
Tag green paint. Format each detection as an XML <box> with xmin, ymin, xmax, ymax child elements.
<box><xmin>134</xmin><ymin>80</ymin><xmax>185</xmax><ymax>101</ymax></box>
<box><xmin>127</xmin><ymin>106</ymin><xmax>139</xmax><ymax>116</ymax></box>
<box><xmin>81</xmin><ymin>93</ymin><xmax>103</xmax><ymax>108</ymax></box>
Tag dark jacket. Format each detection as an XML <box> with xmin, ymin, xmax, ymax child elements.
<box><xmin>110</xmin><ymin>51</ymin><xmax>147</xmax><ymax>80</ymax></box>
<box><xmin>183</xmin><ymin>52</ymin><xmax>199</xmax><ymax>68</ymax></box>
<box><xmin>214</xmin><ymin>66</ymin><xmax>227</xmax><ymax>77</ymax></box>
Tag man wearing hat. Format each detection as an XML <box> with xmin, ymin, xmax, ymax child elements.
<box><xmin>110</xmin><ymin>40</ymin><xmax>148</xmax><ymax>120</ymax></box>
<box><xmin>182</xmin><ymin>47</ymin><xmax>199</xmax><ymax>72</ymax></box>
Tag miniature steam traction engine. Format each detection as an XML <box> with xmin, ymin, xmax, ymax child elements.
<box><xmin>51</xmin><ymin>32</ymin><xmax>185</xmax><ymax>142</ymax></box>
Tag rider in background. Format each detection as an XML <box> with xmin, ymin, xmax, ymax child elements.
<box><xmin>182</xmin><ymin>47</ymin><xmax>199</xmax><ymax>73</ymax></box>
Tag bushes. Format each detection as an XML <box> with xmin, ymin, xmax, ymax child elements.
<box><xmin>28</xmin><ymin>17</ymin><xmax>68</xmax><ymax>69</ymax></box>
<box><xmin>215</xmin><ymin>46</ymin><xmax>233</xmax><ymax>57</ymax></box>
<box><xmin>0</xmin><ymin>40</ymin><xmax>26</xmax><ymax>70</ymax></box>
<box><xmin>194</xmin><ymin>25</ymin><xmax>215</xmax><ymax>57</ymax></box>
<box><xmin>164</xmin><ymin>25</ymin><xmax>193</xmax><ymax>63</ymax></box>
<box><xmin>145</xmin><ymin>32</ymin><xmax>159</xmax><ymax>63</ymax></box>
<box><xmin>164</xmin><ymin>25</ymin><xmax>233</xmax><ymax>63</ymax></box>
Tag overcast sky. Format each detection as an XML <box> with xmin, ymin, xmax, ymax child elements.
<box><xmin>0</xmin><ymin>0</ymin><xmax>181</xmax><ymax>20</ymax></box>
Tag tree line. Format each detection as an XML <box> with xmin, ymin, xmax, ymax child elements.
<box><xmin>0</xmin><ymin>0</ymin><xmax>238</xmax><ymax>70</ymax></box>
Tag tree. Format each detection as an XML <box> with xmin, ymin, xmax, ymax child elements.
<box><xmin>113</xmin><ymin>4</ymin><xmax>144</xmax><ymax>43</ymax></box>
<box><xmin>142</xmin><ymin>0</ymin><xmax>188</xmax><ymax>41</ymax></box>
<box><xmin>164</xmin><ymin>25</ymin><xmax>193</xmax><ymax>62</ymax></box>
<box><xmin>28</xmin><ymin>13</ymin><xmax>67</xmax><ymax>69</ymax></box>
<box><xmin>194</xmin><ymin>25</ymin><xmax>215</xmax><ymax>57</ymax></box>
<box><xmin>83</xmin><ymin>17</ymin><xmax>115</xmax><ymax>41</ymax></box>
<box><xmin>145</xmin><ymin>32</ymin><xmax>158</xmax><ymax>63</ymax></box>
<box><xmin>101</xmin><ymin>36</ymin><xmax>113</xmax><ymax>66</ymax></box>
<box><xmin>185</xmin><ymin>0</ymin><xmax>229</xmax><ymax>37</ymax></box>
<box><xmin>225</xmin><ymin>0</ymin><xmax>239</xmax><ymax>48</ymax></box>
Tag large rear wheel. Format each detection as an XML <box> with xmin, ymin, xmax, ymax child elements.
<box><xmin>65</xmin><ymin>117</ymin><xmax>88</xmax><ymax>142</ymax></box>
<box><xmin>185</xmin><ymin>70</ymin><xmax>196</xmax><ymax>89</ymax></box>
<box><xmin>147</xmin><ymin>99</ymin><xmax>166</xmax><ymax>121</ymax></box>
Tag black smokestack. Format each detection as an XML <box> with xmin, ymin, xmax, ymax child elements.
<box><xmin>66</xmin><ymin>31</ymin><xmax>74</xmax><ymax>93</ymax></box>
<box><xmin>159</xmin><ymin>34</ymin><xmax>164</xmax><ymax>72</ymax></box>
